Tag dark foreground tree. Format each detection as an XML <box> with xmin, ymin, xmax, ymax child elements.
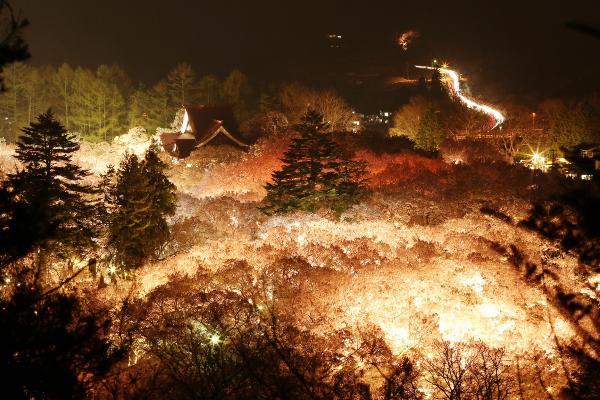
<box><xmin>263</xmin><ymin>109</ymin><xmax>367</xmax><ymax>214</ymax></box>
<box><xmin>0</xmin><ymin>7</ymin><xmax>126</xmax><ymax>400</ymax></box>
<box><xmin>107</xmin><ymin>145</ymin><xmax>176</xmax><ymax>271</ymax></box>
<box><xmin>0</xmin><ymin>110</ymin><xmax>97</xmax><ymax>267</ymax></box>
<box><xmin>0</xmin><ymin>0</ymin><xmax>30</xmax><ymax>90</ymax></box>
<box><xmin>0</xmin><ymin>270</ymin><xmax>125</xmax><ymax>400</ymax></box>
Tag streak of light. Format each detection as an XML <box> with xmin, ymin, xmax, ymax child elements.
<box><xmin>415</xmin><ymin>65</ymin><xmax>506</xmax><ymax>129</ymax></box>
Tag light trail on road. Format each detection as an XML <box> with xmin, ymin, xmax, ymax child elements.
<box><xmin>415</xmin><ymin>65</ymin><xmax>505</xmax><ymax>129</ymax></box>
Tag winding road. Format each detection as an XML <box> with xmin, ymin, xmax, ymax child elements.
<box><xmin>415</xmin><ymin>65</ymin><xmax>505</xmax><ymax>129</ymax></box>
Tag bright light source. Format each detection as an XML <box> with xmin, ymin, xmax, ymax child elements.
<box><xmin>530</xmin><ymin>152</ymin><xmax>546</xmax><ymax>169</ymax></box>
<box><xmin>209</xmin><ymin>334</ymin><xmax>220</xmax><ymax>345</ymax></box>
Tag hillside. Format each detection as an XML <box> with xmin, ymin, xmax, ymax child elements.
<box><xmin>2</xmin><ymin>129</ymin><xmax>598</xmax><ymax>398</ymax></box>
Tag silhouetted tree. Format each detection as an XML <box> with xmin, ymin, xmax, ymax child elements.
<box><xmin>0</xmin><ymin>270</ymin><xmax>125</xmax><ymax>400</ymax></box>
<box><xmin>99</xmin><ymin>270</ymin><xmax>421</xmax><ymax>400</ymax></box>
<box><xmin>0</xmin><ymin>110</ymin><xmax>97</xmax><ymax>267</ymax></box>
<box><xmin>0</xmin><ymin>8</ymin><xmax>126</xmax><ymax>400</ymax></box>
<box><xmin>430</xmin><ymin>68</ymin><xmax>446</xmax><ymax>99</ymax></box>
<box><xmin>0</xmin><ymin>1</ymin><xmax>29</xmax><ymax>90</ymax></box>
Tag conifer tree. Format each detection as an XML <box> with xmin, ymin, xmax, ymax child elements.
<box><xmin>263</xmin><ymin>109</ymin><xmax>367</xmax><ymax>214</ymax></box>
<box><xmin>0</xmin><ymin>110</ymin><xmax>97</xmax><ymax>266</ymax></box>
<box><xmin>107</xmin><ymin>153</ymin><xmax>151</xmax><ymax>270</ymax></box>
<box><xmin>141</xmin><ymin>143</ymin><xmax>177</xmax><ymax>255</ymax></box>
<box><xmin>429</xmin><ymin>68</ymin><xmax>446</xmax><ymax>99</ymax></box>
<box><xmin>107</xmin><ymin>145</ymin><xmax>176</xmax><ymax>271</ymax></box>
<box><xmin>0</xmin><ymin>9</ymin><xmax>127</xmax><ymax>399</ymax></box>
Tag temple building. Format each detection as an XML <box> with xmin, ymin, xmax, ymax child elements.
<box><xmin>160</xmin><ymin>105</ymin><xmax>248</xmax><ymax>157</ymax></box>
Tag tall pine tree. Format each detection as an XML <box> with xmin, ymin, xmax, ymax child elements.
<box><xmin>0</xmin><ymin>110</ymin><xmax>97</xmax><ymax>266</ymax></box>
<box><xmin>141</xmin><ymin>143</ymin><xmax>177</xmax><ymax>256</ymax></box>
<box><xmin>107</xmin><ymin>145</ymin><xmax>176</xmax><ymax>271</ymax></box>
<box><xmin>107</xmin><ymin>153</ymin><xmax>151</xmax><ymax>270</ymax></box>
<box><xmin>263</xmin><ymin>110</ymin><xmax>367</xmax><ymax>214</ymax></box>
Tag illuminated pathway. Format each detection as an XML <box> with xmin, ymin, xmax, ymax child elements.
<box><xmin>415</xmin><ymin>65</ymin><xmax>506</xmax><ymax>129</ymax></box>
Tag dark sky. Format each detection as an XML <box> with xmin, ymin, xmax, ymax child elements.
<box><xmin>15</xmin><ymin>0</ymin><xmax>600</xmax><ymax>102</ymax></box>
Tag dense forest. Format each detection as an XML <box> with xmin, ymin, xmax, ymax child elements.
<box><xmin>0</xmin><ymin>62</ymin><xmax>260</xmax><ymax>142</ymax></box>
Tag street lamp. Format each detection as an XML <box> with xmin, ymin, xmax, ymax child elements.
<box><xmin>531</xmin><ymin>112</ymin><xmax>536</xmax><ymax>130</ymax></box>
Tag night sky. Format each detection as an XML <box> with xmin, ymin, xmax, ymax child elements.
<box><xmin>15</xmin><ymin>0</ymin><xmax>600</xmax><ymax>102</ymax></box>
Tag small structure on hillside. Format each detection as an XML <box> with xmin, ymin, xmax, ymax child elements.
<box><xmin>160</xmin><ymin>105</ymin><xmax>248</xmax><ymax>158</ymax></box>
<box><xmin>581</xmin><ymin>145</ymin><xmax>600</xmax><ymax>159</ymax></box>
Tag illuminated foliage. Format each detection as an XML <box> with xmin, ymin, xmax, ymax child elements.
<box><xmin>279</xmin><ymin>82</ymin><xmax>354</xmax><ymax>131</ymax></box>
<box><xmin>99</xmin><ymin>270</ymin><xmax>423</xmax><ymax>400</ymax></box>
<box><xmin>414</xmin><ymin>107</ymin><xmax>446</xmax><ymax>151</ymax></box>
<box><xmin>166</xmin><ymin>63</ymin><xmax>195</xmax><ymax>106</ymax></box>
<box><xmin>128</xmin><ymin>82</ymin><xmax>171</xmax><ymax>134</ymax></box>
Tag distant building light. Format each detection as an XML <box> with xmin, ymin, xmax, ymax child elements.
<box><xmin>581</xmin><ymin>174</ymin><xmax>593</xmax><ymax>181</ymax></box>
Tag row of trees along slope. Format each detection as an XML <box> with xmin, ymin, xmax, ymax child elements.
<box><xmin>0</xmin><ymin>62</ymin><xmax>356</xmax><ymax>143</ymax></box>
<box><xmin>0</xmin><ymin>63</ymin><xmax>253</xmax><ymax>142</ymax></box>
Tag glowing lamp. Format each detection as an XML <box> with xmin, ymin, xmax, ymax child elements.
<box><xmin>210</xmin><ymin>334</ymin><xmax>220</xmax><ymax>345</ymax></box>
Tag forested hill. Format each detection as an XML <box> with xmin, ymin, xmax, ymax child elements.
<box><xmin>0</xmin><ymin>63</ymin><xmax>254</xmax><ymax>142</ymax></box>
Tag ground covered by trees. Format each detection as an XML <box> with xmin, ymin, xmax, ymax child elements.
<box><xmin>3</xmin><ymin>2</ymin><xmax>600</xmax><ymax>398</ymax></box>
<box><xmin>1</xmin><ymin>104</ymin><xmax>600</xmax><ymax>398</ymax></box>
